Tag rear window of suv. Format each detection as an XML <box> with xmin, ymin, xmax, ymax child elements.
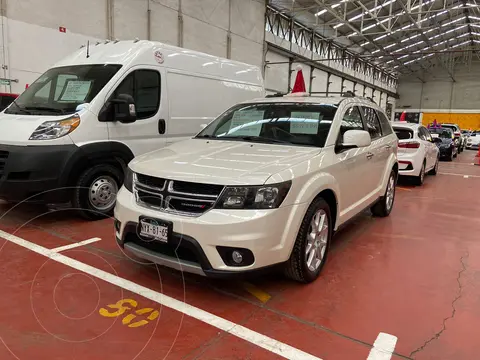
<box><xmin>393</xmin><ymin>127</ymin><xmax>414</xmax><ymax>140</ymax></box>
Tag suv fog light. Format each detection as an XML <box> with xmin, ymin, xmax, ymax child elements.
<box><xmin>216</xmin><ymin>246</ymin><xmax>254</xmax><ymax>267</ymax></box>
<box><xmin>232</xmin><ymin>251</ymin><xmax>243</xmax><ymax>264</ymax></box>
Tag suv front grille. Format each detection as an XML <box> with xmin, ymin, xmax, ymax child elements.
<box><xmin>0</xmin><ymin>151</ymin><xmax>9</xmax><ymax>176</ymax></box>
<box><xmin>134</xmin><ymin>174</ymin><xmax>224</xmax><ymax>216</ymax></box>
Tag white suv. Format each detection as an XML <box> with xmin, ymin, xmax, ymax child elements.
<box><xmin>114</xmin><ymin>94</ymin><xmax>398</xmax><ymax>283</ymax></box>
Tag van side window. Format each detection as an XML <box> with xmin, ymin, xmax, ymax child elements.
<box><xmin>113</xmin><ymin>70</ymin><xmax>161</xmax><ymax>120</ymax></box>
<box><xmin>376</xmin><ymin>110</ymin><xmax>393</xmax><ymax>135</ymax></box>
<box><xmin>362</xmin><ymin>107</ymin><xmax>382</xmax><ymax>140</ymax></box>
<box><xmin>338</xmin><ymin>106</ymin><xmax>364</xmax><ymax>143</ymax></box>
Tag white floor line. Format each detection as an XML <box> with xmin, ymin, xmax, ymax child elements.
<box><xmin>0</xmin><ymin>230</ymin><xmax>321</xmax><ymax>360</ymax></box>
<box><xmin>51</xmin><ymin>237</ymin><xmax>102</xmax><ymax>252</ymax></box>
<box><xmin>366</xmin><ymin>333</ymin><xmax>398</xmax><ymax>360</ymax></box>
<box><xmin>439</xmin><ymin>172</ymin><xmax>480</xmax><ymax>178</ymax></box>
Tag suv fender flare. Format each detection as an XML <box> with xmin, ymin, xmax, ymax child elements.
<box><xmin>381</xmin><ymin>155</ymin><xmax>399</xmax><ymax>193</ymax></box>
<box><xmin>59</xmin><ymin>141</ymin><xmax>135</xmax><ymax>187</ymax></box>
<box><xmin>295</xmin><ymin>172</ymin><xmax>340</xmax><ymax>225</ymax></box>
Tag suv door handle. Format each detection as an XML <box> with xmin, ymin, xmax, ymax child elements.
<box><xmin>366</xmin><ymin>152</ymin><xmax>374</xmax><ymax>160</ymax></box>
<box><xmin>385</xmin><ymin>145</ymin><xmax>392</xmax><ymax>150</ymax></box>
<box><xmin>158</xmin><ymin>119</ymin><xmax>166</xmax><ymax>134</ymax></box>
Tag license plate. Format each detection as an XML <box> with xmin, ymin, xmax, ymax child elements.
<box><xmin>139</xmin><ymin>218</ymin><xmax>169</xmax><ymax>243</ymax></box>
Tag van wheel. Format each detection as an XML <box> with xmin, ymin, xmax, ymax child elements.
<box><xmin>371</xmin><ymin>170</ymin><xmax>396</xmax><ymax>217</ymax></box>
<box><xmin>284</xmin><ymin>198</ymin><xmax>331</xmax><ymax>284</ymax></box>
<box><xmin>72</xmin><ymin>164</ymin><xmax>123</xmax><ymax>220</ymax></box>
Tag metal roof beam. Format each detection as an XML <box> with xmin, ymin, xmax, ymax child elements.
<box><xmin>313</xmin><ymin>0</ymin><xmax>425</xmax><ymax>81</ymax></box>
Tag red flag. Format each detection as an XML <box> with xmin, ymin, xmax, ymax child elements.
<box><xmin>292</xmin><ymin>66</ymin><xmax>306</xmax><ymax>93</ymax></box>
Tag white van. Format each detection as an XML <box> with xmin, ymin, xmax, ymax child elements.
<box><xmin>0</xmin><ymin>40</ymin><xmax>264</xmax><ymax>219</ymax></box>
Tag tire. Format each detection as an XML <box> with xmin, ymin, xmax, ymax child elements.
<box><xmin>71</xmin><ymin>164</ymin><xmax>123</xmax><ymax>220</ymax></box>
<box><xmin>414</xmin><ymin>162</ymin><xmax>426</xmax><ymax>186</ymax></box>
<box><xmin>448</xmin><ymin>151</ymin><xmax>454</xmax><ymax>161</ymax></box>
<box><xmin>371</xmin><ymin>170</ymin><xmax>396</xmax><ymax>217</ymax></box>
<box><xmin>284</xmin><ymin>197</ymin><xmax>332</xmax><ymax>284</ymax></box>
<box><xmin>429</xmin><ymin>157</ymin><xmax>439</xmax><ymax>175</ymax></box>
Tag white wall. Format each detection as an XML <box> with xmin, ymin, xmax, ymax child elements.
<box><xmin>0</xmin><ymin>0</ymin><xmax>266</xmax><ymax>94</ymax></box>
<box><xmin>396</xmin><ymin>62</ymin><xmax>480</xmax><ymax>111</ymax></box>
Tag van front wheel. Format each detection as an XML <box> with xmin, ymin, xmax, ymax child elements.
<box><xmin>72</xmin><ymin>164</ymin><xmax>123</xmax><ymax>220</ymax></box>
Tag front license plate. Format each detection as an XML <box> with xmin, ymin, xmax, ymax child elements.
<box><xmin>139</xmin><ymin>218</ymin><xmax>170</xmax><ymax>243</ymax></box>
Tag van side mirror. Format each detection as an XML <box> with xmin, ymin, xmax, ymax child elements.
<box><xmin>111</xmin><ymin>94</ymin><xmax>137</xmax><ymax>124</ymax></box>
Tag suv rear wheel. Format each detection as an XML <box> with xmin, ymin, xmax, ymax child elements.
<box><xmin>414</xmin><ymin>162</ymin><xmax>426</xmax><ymax>186</ymax></box>
<box><xmin>371</xmin><ymin>170</ymin><xmax>396</xmax><ymax>217</ymax></box>
<box><xmin>285</xmin><ymin>197</ymin><xmax>332</xmax><ymax>283</ymax></box>
<box><xmin>72</xmin><ymin>164</ymin><xmax>123</xmax><ymax>220</ymax></box>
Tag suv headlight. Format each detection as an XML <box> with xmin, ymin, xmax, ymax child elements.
<box><xmin>29</xmin><ymin>114</ymin><xmax>80</xmax><ymax>140</ymax></box>
<box><xmin>215</xmin><ymin>181</ymin><xmax>291</xmax><ymax>210</ymax></box>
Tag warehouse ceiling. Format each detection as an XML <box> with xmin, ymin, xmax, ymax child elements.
<box><xmin>269</xmin><ymin>0</ymin><xmax>480</xmax><ymax>76</ymax></box>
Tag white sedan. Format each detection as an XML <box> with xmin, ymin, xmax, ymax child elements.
<box><xmin>392</xmin><ymin>123</ymin><xmax>440</xmax><ymax>185</ymax></box>
<box><xmin>466</xmin><ymin>131</ymin><xmax>480</xmax><ymax>150</ymax></box>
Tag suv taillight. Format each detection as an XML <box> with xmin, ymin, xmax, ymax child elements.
<box><xmin>398</xmin><ymin>141</ymin><xmax>420</xmax><ymax>149</ymax></box>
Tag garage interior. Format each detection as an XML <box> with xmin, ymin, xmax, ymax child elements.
<box><xmin>0</xmin><ymin>0</ymin><xmax>480</xmax><ymax>359</ymax></box>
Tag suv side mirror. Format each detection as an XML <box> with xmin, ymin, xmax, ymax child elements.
<box><xmin>336</xmin><ymin>130</ymin><xmax>371</xmax><ymax>153</ymax></box>
<box><xmin>344</xmin><ymin>130</ymin><xmax>372</xmax><ymax>148</ymax></box>
<box><xmin>111</xmin><ymin>94</ymin><xmax>137</xmax><ymax>124</ymax></box>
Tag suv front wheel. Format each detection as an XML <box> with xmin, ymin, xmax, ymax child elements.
<box><xmin>285</xmin><ymin>197</ymin><xmax>332</xmax><ymax>283</ymax></box>
<box><xmin>371</xmin><ymin>170</ymin><xmax>396</xmax><ymax>217</ymax></box>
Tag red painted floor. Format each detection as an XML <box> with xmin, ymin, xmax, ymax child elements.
<box><xmin>0</xmin><ymin>150</ymin><xmax>479</xmax><ymax>359</ymax></box>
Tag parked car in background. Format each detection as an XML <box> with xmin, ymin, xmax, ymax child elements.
<box><xmin>114</xmin><ymin>82</ymin><xmax>399</xmax><ymax>284</ymax></box>
<box><xmin>462</xmin><ymin>129</ymin><xmax>473</xmax><ymax>137</ymax></box>
<box><xmin>0</xmin><ymin>93</ymin><xmax>18</xmax><ymax>112</ymax></box>
<box><xmin>429</xmin><ymin>127</ymin><xmax>457</xmax><ymax>161</ymax></box>
<box><xmin>466</xmin><ymin>131</ymin><xmax>480</xmax><ymax>150</ymax></box>
<box><xmin>392</xmin><ymin>123</ymin><xmax>439</xmax><ymax>185</ymax></box>
<box><xmin>440</xmin><ymin>123</ymin><xmax>464</xmax><ymax>152</ymax></box>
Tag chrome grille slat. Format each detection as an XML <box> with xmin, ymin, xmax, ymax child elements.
<box><xmin>134</xmin><ymin>174</ymin><xmax>224</xmax><ymax>216</ymax></box>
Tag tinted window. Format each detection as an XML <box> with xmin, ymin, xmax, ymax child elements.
<box><xmin>393</xmin><ymin>127</ymin><xmax>413</xmax><ymax>140</ymax></box>
<box><xmin>362</xmin><ymin>107</ymin><xmax>382</xmax><ymax>140</ymax></box>
<box><xmin>0</xmin><ymin>95</ymin><xmax>15</xmax><ymax>109</ymax></box>
<box><xmin>417</xmin><ymin>127</ymin><xmax>427</xmax><ymax>140</ymax></box>
<box><xmin>420</xmin><ymin>127</ymin><xmax>432</xmax><ymax>141</ymax></box>
<box><xmin>338</xmin><ymin>106</ymin><xmax>364</xmax><ymax>143</ymax></box>
<box><xmin>197</xmin><ymin>102</ymin><xmax>338</xmax><ymax>147</ymax></box>
<box><xmin>112</xmin><ymin>70</ymin><xmax>161</xmax><ymax>120</ymax></box>
<box><xmin>376</xmin><ymin>110</ymin><xmax>393</xmax><ymax>135</ymax></box>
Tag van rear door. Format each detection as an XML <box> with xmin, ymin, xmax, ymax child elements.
<box><xmin>106</xmin><ymin>66</ymin><xmax>167</xmax><ymax>156</ymax></box>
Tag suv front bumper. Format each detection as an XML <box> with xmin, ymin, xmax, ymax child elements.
<box><xmin>114</xmin><ymin>187</ymin><xmax>308</xmax><ymax>277</ymax></box>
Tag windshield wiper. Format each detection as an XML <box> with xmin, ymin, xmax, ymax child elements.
<box><xmin>25</xmin><ymin>106</ymin><xmax>66</xmax><ymax>115</ymax></box>
<box><xmin>9</xmin><ymin>99</ymin><xmax>32</xmax><ymax>115</ymax></box>
<box><xmin>219</xmin><ymin>135</ymin><xmax>291</xmax><ymax>144</ymax></box>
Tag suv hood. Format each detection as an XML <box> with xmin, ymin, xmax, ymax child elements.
<box><xmin>129</xmin><ymin>139</ymin><xmax>321</xmax><ymax>185</ymax></box>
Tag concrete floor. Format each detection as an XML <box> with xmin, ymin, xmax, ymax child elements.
<box><xmin>0</xmin><ymin>151</ymin><xmax>479</xmax><ymax>360</ymax></box>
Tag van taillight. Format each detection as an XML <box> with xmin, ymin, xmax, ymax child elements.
<box><xmin>398</xmin><ymin>142</ymin><xmax>420</xmax><ymax>149</ymax></box>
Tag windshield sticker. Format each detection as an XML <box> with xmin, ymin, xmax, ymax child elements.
<box><xmin>59</xmin><ymin>80</ymin><xmax>93</xmax><ymax>102</ymax></box>
<box><xmin>228</xmin><ymin>110</ymin><xmax>265</xmax><ymax>136</ymax></box>
<box><xmin>290</xmin><ymin>112</ymin><xmax>321</xmax><ymax>134</ymax></box>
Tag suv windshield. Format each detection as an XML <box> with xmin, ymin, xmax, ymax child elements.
<box><xmin>5</xmin><ymin>64</ymin><xmax>122</xmax><ymax>116</ymax></box>
<box><xmin>196</xmin><ymin>102</ymin><xmax>338</xmax><ymax>147</ymax></box>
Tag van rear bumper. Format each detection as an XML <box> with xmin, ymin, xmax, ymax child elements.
<box><xmin>0</xmin><ymin>144</ymin><xmax>78</xmax><ymax>203</ymax></box>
